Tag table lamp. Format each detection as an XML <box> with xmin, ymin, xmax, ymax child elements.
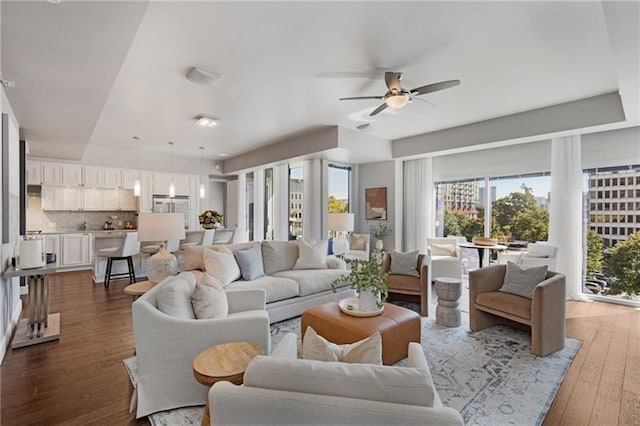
<box><xmin>138</xmin><ymin>213</ymin><xmax>186</xmax><ymax>283</ymax></box>
<box><xmin>328</xmin><ymin>213</ymin><xmax>354</xmax><ymax>255</ymax></box>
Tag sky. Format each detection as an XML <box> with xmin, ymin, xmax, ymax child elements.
<box><xmin>491</xmin><ymin>175</ymin><xmax>551</xmax><ymax>199</ymax></box>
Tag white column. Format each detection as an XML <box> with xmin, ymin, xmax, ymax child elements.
<box><xmin>302</xmin><ymin>159</ymin><xmax>322</xmax><ymax>240</ymax></box>
<box><xmin>272</xmin><ymin>165</ymin><xmax>290</xmax><ymax>241</ymax></box>
<box><xmin>236</xmin><ymin>173</ymin><xmax>247</xmax><ymax>242</ymax></box>
<box><xmin>253</xmin><ymin>169</ymin><xmax>265</xmax><ymax>241</ymax></box>
<box><xmin>403</xmin><ymin>158</ymin><xmax>429</xmax><ymax>253</ymax></box>
<box><xmin>549</xmin><ymin>135</ymin><xmax>586</xmax><ymax>300</ymax></box>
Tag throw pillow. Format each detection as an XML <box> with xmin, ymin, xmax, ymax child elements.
<box><xmin>155</xmin><ymin>276</ymin><xmax>195</xmax><ymax>319</ymax></box>
<box><xmin>499</xmin><ymin>261</ymin><xmax>548</xmax><ymax>299</ymax></box>
<box><xmin>349</xmin><ymin>234</ymin><xmax>368</xmax><ymax>251</ymax></box>
<box><xmin>261</xmin><ymin>241</ymin><xmax>299</xmax><ymax>275</ymax></box>
<box><xmin>431</xmin><ymin>243</ymin><xmax>456</xmax><ymax>257</ymax></box>
<box><xmin>302</xmin><ymin>326</ymin><xmax>382</xmax><ymax>365</ymax></box>
<box><xmin>203</xmin><ymin>247</ymin><xmax>241</xmax><ymax>285</ymax></box>
<box><xmin>190</xmin><ymin>275</ymin><xmax>228</xmax><ymax>319</ymax></box>
<box><xmin>389</xmin><ymin>250</ymin><xmax>420</xmax><ymax>277</ymax></box>
<box><xmin>233</xmin><ymin>244</ymin><xmax>265</xmax><ymax>281</ymax></box>
<box><xmin>293</xmin><ymin>240</ymin><xmax>328</xmax><ymax>270</ymax></box>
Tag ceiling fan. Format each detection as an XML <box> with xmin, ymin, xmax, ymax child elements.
<box><xmin>339</xmin><ymin>72</ymin><xmax>460</xmax><ymax>117</ymax></box>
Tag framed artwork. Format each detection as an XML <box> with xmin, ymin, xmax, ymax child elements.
<box><xmin>365</xmin><ymin>187</ymin><xmax>387</xmax><ymax>220</ymax></box>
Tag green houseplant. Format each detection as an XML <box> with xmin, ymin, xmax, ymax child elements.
<box><xmin>369</xmin><ymin>222</ymin><xmax>392</xmax><ymax>251</ymax></box>
<box><xmin>332</xmin><ymin>256</ymin><xmax>389</xmax><ymax>310</ymax></box>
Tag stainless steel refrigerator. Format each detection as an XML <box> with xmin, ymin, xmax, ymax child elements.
<box><xmin>152</xmin><ymin>195</ymin><xmax>190</xmax><ymax>230</ymax></box>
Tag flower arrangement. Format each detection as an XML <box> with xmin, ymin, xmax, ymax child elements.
<box><xmin>332</xmin><ymin>256</ymin><xmax>389</xmax><ymax>309</ymax></box>
<box><xmin>199</xmin><ymin>210</ymin><xmax>224</xmax><ymax>229</ymax></box>
<box><xmin>369</xmin><ymin>222</ymin><xmax>392</xmax><ymax>241</ymax></box>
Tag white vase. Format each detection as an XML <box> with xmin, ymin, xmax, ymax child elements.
<box><xmin>358</xmin><ymin>288</ymin><xmax>380</xmax><ymax>312</ymax></box>
<box><xmin>375</xmin><ymin>239</ymin><xmax>384</xmax><ymax>251</ymax></box>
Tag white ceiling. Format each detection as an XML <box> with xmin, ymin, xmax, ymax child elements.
<box><xmin>2</xmin><ymin>1</ymin><xmax>638</xmax><ymax>163</ymax></box>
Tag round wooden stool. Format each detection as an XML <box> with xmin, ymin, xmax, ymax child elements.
<box><xmin>192</xmin><ymin>341</ymin><xmax>263</xmax><ymax>426</ymax></box>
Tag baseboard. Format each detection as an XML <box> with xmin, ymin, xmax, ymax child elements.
<box><xmin>0</xmin><ymin>301</ymin><xmax>23</xmax><ymax>364</ymax></box>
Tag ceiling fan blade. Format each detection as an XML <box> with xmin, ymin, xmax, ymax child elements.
<box><xmin>384</xmin><ymin>72</ymin><xmax>402</xmax><ymax>91</ymax></box>
<box><xmin>410</xmin><ymin>79</ymin><xmax>460</xmax><ymax>96</ymax></box>
<box><xmin>410</xmin><ymin>97</ymin><xmax>436</xmax><ymax>107</ymax></box>
<box><xmin>356</xmin><ymin>123</ymin><xmax>371</xmax><ymax>132</ymax></box>
<box><xmin>369</xmin><ymin>103</ymin><xmax>388</xmax><ymax>117</ymax></box>
<box><xmin>339</xmin><ymin>96</ymin><xmax>384</xmax><ymax>101</ymax></box>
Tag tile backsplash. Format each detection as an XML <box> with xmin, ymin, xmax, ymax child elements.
<box><xmin>27</xmin><ymin>194</ymin><xmax>137</xmax><ymax>232</ymax></box>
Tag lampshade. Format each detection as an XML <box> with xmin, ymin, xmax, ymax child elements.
<box><xmin>328</xmin><ymin>213</ymin><xmax>354</xmax><ymax>232</ymax></box>
<box><xmin>138</xmin><ymin>213</ymin><xmax>186</xmax><ymax>242</ymax></box>
<box><xmin>385</xmin><ymin>93</ymin><xmax>409</xmax><ymax>109</ymax></box>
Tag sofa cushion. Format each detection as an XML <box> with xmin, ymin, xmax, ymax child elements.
<box><xmin>191</xmin><ymin>275</ymin><xmax>228</xmax><ymax>320</ymax></box>
<box><xmin>349</xmin><ymin>234</ymin><xmax>368</xmax><ymax>251</ymax></box>
<box><xmin>390</xmin><ymin>250</ymin><xmax>420</xmax><ymax>277</ymax></box>
<box><xmin>293</xmin><ymin>240</ymin><xmax>328</xmax><ymax>270</ymax></box>
<box><xmin>244</xmin><ymin>355</ymin><xmax>436</xmax><ymax>407</ymax></box>
<box><xmin>203</xmin><ymin>247</ymin><xmax>241</xmax><ymax>285</ymax></box>
<box><xmin>302</xmin><ymin>326</ymin><xmax>382</xmax><ymax>365</ymax></box>
<box><xmin>233</xmin><ymin>244</ymin><xmax>265</xmax><ymax>281</ymax></box>
<box><xmin>226</xmin><ymin>276</ymin><xmax>299</xmax><ymax>303</ymax></box>
<box><xmin>155</xmin><ymin>276</ymin><xmax>195</xmax><ymax>319</ymax></box>
<box><xmin>500</xmin><ymin>261</ymin><xmax>548</xmax><ymax>299</ymax></box>
<box><xmin>261</xmin><ymin>241</ymin><xmax>299</xmax><ymax>275</ymax></box>
<box><xmin>475</xmin><ymin>291</ymin><xmax>531</xmax><ymax>321</ymax></box>
<box><xmin>273</xmin><ymin>269</ymin><xmax>348</xmax><ymax>296</ymax></box>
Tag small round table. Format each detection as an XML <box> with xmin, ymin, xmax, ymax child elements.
<box><xmin>193</xmin><ymin>341</ymin><xmax>263</xmax><ymax>426</ymax></box>
<box><xmin>123</xmin><ymin>280</ymin><xmax>154</xmax><ymax>299</ymax></box>
<box><xmin>435</xmin><ymin>277</ymin><xmax>462</xmax><ymax>327</ymax></box>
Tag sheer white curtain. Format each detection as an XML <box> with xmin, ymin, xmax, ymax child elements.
<box><xmin>272</xmin><ymin>165</ymin><xmax>290</xmax><ymax>241</ymax></box>
<box><xmin>252</xmin><ymin>169</ymin><xmax>265</xmax><ymax>241</ymax></box>
<box><xmin>236</xmin><ymin>173</ymin><xmax>247</xmax><ymax>242</ymax></box>
<box><xmin>403</xmin><ymin>158</ymin><xmax>432</xmax><ymax>253</ymax></box>
<box><xmin>549</xmin><ymin>135</ymin><xmax>587</xmax><ymax>300</ymax></box>
<box><xmin>302</xmin><ymin>159</ymin><xmax>322</xmax><ymax>240</ymax></box>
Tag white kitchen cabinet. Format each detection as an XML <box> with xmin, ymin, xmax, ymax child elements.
<box><xmin>41</xmin><ymin>186</ymin><xmax>61</xmax><ymax>210</ymax></box>
<box><xmin>119</xmin><ymin>189</ymin><xmax>136</xmax><ymax>211</ymax></box>
<box><xmin>42</xmin><ymin>162</ymin><xmax>61</xmax><ymax>185</ymax></box>
<box><xmin>60</xmin><ymin>164</ymin><xmax>83</xmax><ymax>186</ymax></box>
<box><xmin>103</xmin><ymin>189</ymin><xmax>120</xmax><ymax>209</ymax></box>
<box><xmin>60</xmin><ymin>187</ymin><xmax>83</xmax><ymax>210</ymax></box>
<box><xmin>121</xmin><ymin>169</ymin><xmax>139</xmax><ymax>190</ymax></box>
<box><xmin>61</xmin><ymin>233</ymin><xmax>91</xmax><ymax>266</ymax></box>
<box><xmin>103</xmin><ymin>167</ymin><xmax>122</xmax><ymax>188</ymax></box>
<box><xmin>152</xmin><ymin>172</ymin><xmax>171</xmax><ymax>195</ymax></box>
<box><xmin>26</xmin><ymin>161</ymin><xmax>42</xmax><ymax>185</ymax></box>
<box><xmin>83</xmin><ymin>188</ymin><xmax>103</xmax><ymax>210</ymax></box>
<box><xmin>83</xmin><ymin>166</ymin><xmax>104</xmax><ymax>188</ymax></box>
<box><xmin>43</xmin><ymin>234</ymin><xmax>60</xmax><ymax>267</ymax></box>
<box><xmin>139</xmin><ymin>171</ymin><xmax>153</xmax><ymax>212</ymax></box>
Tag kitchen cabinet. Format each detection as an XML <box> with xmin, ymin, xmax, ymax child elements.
<box><xmin>152</xmin><ymin>172</ymin><xmax>190</xmax><ymax>196</ymax></box>
<box><xmin>41</xmin><ymin>186</ymin><xmax>61</xmax><ymax>210</ymax></box>
<box><xmin>83</xmin><ymin>188</ymin><xmax>103</xmax><ymax>210</ymax></box>
<box><xmin>119</xmin><ymin>189</ymin><xmax>136</xmax><ymax>211</ymax></box>
<box><xmin>60</xmin><ymin>164</ymin><xmax>83</xmax><ymax>186</ymax></box>
<box><xmin>26</xmin><ymin>161</ymin><xmax>42</xmax><ymax>185</ymax></box>
<box><xmin>83</xmin><ymin>166</ymin><xmax>104</xmax><ymax>188</ymax></box>
<box><xmin>60</xmin><ymin>187</ymin><xmax>83</xmax><ymax>210</ymax></box>
<box><xmin>121</xmin><ymin>169</ymin><xmax>139</xmax><ymax>190</ymax></box>
<box><xmin>61</xmin><ymin>233</ymin><xmax>92</xmax><ymax>267</ymax></box>
<box><xmin>43</xmin><ymin>234</ymin><xmax>60</xmax><ymax>268</ymax></box>
<box><xmin>42</xmin><ymin>162</ymin><xmax>61</xmax><ymax>185</ymax></box>
<box><xmin>139</xmin><ymin>171</ymin><xmax>153</xmax><ymax>212</ymax></box>
<box><xmin>103</xmin><ymin>168</ymin><xmax>122</xmax><ymax>188</ymax></box>
<box><xmin>103</xmin><ymin>189</ymin><xmax>120</xmax><ymax>209</ymax></box>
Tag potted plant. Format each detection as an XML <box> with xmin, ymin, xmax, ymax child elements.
<box><xmin>369</xmin><ymin>222</ymin><xmax>392</xmax><ymax>251</ymax></box>
<box><xmin>199</xmin><ymin>210</ymin><xmax>224</xmax><ymax>230</ymax></box>
<box><xmin>332</xmin><ymin>256</ymin><xmax>389</xmax><ymax>311</ymax></box>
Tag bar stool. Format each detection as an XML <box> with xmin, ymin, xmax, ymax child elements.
<box><xmin>180</xmin><ymin>229</ymin><xmax>215</xmax><ymax>250</ymax></box>
<box><xmin>97</xmin><ymin>232</ymin><xmax>141</xmax><ymax>289</ymax></box>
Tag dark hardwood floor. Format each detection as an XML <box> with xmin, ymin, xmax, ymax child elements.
<box><xmin>1</xmin><ymin>270</ymin><xmax>639</xmax><ymax>425</ymax></box>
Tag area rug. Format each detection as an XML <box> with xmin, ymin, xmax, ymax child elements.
<box><xmin>124</xmin><ymin>302</ymin><xmax>580</xmax><ymax>426</ymax></box>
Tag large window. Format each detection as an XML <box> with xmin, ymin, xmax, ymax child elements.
<box><xmin>327</xmin><ymin>164</ymin><xmax>351</xmax><ymax>213</ymax></box>
<box><xmin>246</xmin><ymin>172</ymin><xmax>254</xmax><ymax>241</ymax></box>
<box><xmin>583</xmin><ymin>165</ymin><xmax>640</xmax><ymax>302</ymax></box>
<box><xmin>288</xmin><ymin>166</ymin><xmax>303</xmax><ymax>240</ymax></box>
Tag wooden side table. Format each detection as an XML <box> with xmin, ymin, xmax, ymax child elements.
<box><xmin>123</xmin><ymin>280</ymin><xmax>154</xmax><ymax>298</ymax></box>
<box><xmin>193</xmin><ymin>341</ymin><xmax>263</xmax><ymax>426</ymax></box>
<box><xmin>435</xmin><ymin>277</ymin><xmax>462</xmax><ymax>327</ymax></box>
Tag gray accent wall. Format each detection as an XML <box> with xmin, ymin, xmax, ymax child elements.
<box><xmin>357</xmin><ymin>160</ymin><xmax>397</xmax><ymax>252</ymax></box>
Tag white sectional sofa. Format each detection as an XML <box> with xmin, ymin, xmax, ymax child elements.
<box><xmin>182</xmin><ymin>240</ymin><xmax>354</xmax><ymax>323</ymax></box>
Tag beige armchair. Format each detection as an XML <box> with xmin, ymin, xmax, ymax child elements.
<box><xmin>345</xmin><ymin>233</ymin><xmax>370</xmax><ymax>260</ymax></box>
<box><xmin>427</xmin><ymin>237</ymin><xmax>462</xmax><ymax>282</ymax></box>
<box><xmin>382</xmin><ymin>253</ymin><xmax>429</xmax><ymax>316</ymax></box>
<box><xmin>469</xmin><ymin>264</ymin><xmax>566</xmax><ymax>357</ymax></box>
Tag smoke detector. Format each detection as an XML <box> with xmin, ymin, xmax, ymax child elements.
<box><xmin>186</xmin><ymin>67</ymin><xmax>221</xmax><ymax>86</ymax></box>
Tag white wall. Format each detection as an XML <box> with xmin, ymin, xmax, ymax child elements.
<box><xmin>581</xmin><ymin>126</ymin><xmax>640</xmax><ymax>168</ymax></box>
<box><xmin>357</xmin><ymin>161</ymin><xmax>397</xmax><ymax>251</ymax></box>
<box><xmin>206</xmin><ymin>181</ymin><xmax>225</xmax><ymax>213</ymax></box>
<box><xmin>226</xmin><ymin>180</ymin><xmax>238</xmax><ymax>230</ymax></box>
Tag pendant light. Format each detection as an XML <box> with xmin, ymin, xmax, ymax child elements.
<box><xmin>133</xmin><ymin>136</ymin><xmax>141</xmax><ymax>196</ymax></box>
<box><xmin>168</xmin><ymin>141</ymin><xmax>176</xmax><ymax>198</ymax></box>
<box><xmin>199</xmin><ymin>146</ymin><xmax>206</xmax><ymax>199</ymax></box>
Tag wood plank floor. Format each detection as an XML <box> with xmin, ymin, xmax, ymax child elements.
<box><xmin>1</xmin><ymin>270</ymin><xmax>639</xmax><ymax>425</ymax></box>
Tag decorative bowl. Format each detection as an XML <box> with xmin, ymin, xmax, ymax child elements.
<box><xmin>472</xmin><ymin>236</ymin><xmax>499</xmax><ymax>246</ymax></box>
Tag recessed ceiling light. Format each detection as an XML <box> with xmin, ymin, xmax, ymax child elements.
<box><xmin>195</xmin><ymin>115</ymin><xmax>219</xmax><ymax>128</ymax></box>
<box><xmin>218</xmin><ymin>153</ymin><xmax>228</xmax><ymax>157</ymax></box>
<box><xmin>47</xmin><ymin>0</ymin><xmax>62</xmax><ymax>5</ymax></box>
<box><xmin>186</xmin><ymin>67</ymin><xmax>221</xmax><ymax>86</ymax></box>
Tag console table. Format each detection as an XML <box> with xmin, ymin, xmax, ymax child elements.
<box><xmin>3</xmin><ymin>264</ymin><xmax>60</xmax><ymax>348</ymax></box>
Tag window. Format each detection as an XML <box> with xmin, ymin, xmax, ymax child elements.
<box><xmin>612</xmin><ymin>178</ymin><xmax>618</xmax><ymax>185</ymax></box>
<box><xmin>288</xmin><ymin>166</ymin><xmax>304</xmax><ymax>240</ymax></box>
<box><xmin>327</xmin><ymin>164</ymin><xmax>351</xmax><ymax>213</ymax></box>
<box><xmin>246</xmin><ymin>172</ymin><xmax>254</xmax><ymax>241</ymax></box>
<box><xmin>264</xmin><ymin>168</ymin><xmax>274</xmax><ymax>240</ymax></box>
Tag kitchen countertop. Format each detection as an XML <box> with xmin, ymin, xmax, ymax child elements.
<box><xmin>33</xmin><ymin>230</ymin><xmax>137</xmax><ymax>236</ymax></box>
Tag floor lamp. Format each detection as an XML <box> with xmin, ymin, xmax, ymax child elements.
<box><xmin>138</xmin><ymin>213</ymin><xmax>186</xmax><ymax>284</ymax></box>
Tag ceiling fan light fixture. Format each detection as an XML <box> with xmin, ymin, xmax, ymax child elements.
<box><xmin>195</xmin><ymin>115</ymin><xmax>219</xmax><ymax>127</ymax></box>
<box><xmin>385</xmin><ymin>93</ymin><xmax>410</xmax><ymax>109</ymax></box>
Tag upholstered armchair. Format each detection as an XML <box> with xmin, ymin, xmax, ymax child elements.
<box><xmin>382</xmin><ymin>253</ymin><xmax>429</xmax><ymax>316</ymax></box>
<box><xmin>131</xmin><ymin>272</ymin><xmax>271</xmax><ymax>418</ymax></box>
<box><xmin>497</xmin><ymin>242</ymin><xmax>558</xmax><ymax>270</ymax></box>
<box><xmin>345</xmin><ymin>233</ymin><xmax>370</xmax><ymax>260</ymax></box>
<box><xmin>469</xmin><ymin>264</ymin><xmax>566</xmax><ymax>356</ymax></box>
<box><xmin>427</xmin><ymin>237</ymin><xmax>462</xmax><ymax>282</ymax></box>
